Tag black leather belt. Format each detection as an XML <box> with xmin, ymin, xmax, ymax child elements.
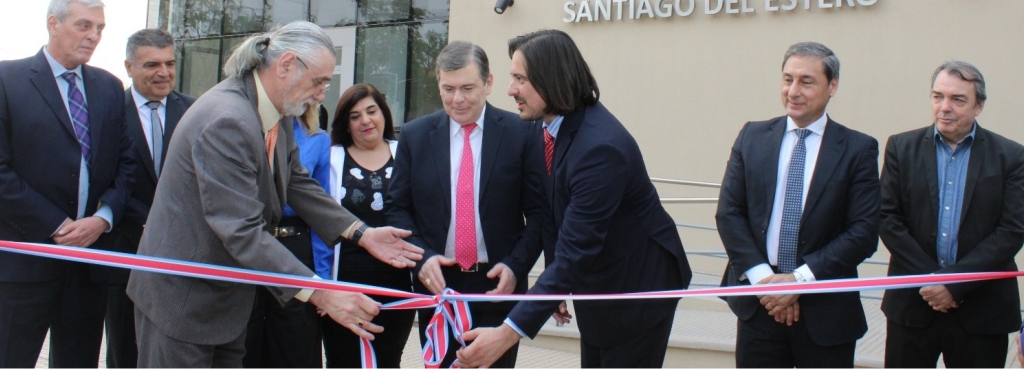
<box><xmin>452</xmin><ymin>262</ymin><xmax>489</xmax><ymax>273</ymax></box>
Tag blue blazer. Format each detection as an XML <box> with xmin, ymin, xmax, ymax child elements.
<box><xmin>716</xmin><ymin>116</ymin><xmax>880</xmax><ymax>346</ymax></box>
<box><xmin>0</xmin><ymin>50</ymin><xmax>136</xmax><ymax>282</ymax></box>
<box><xmin>506</xmin><ymin>102</ymin><xmax>692</xmax><ymax>347</ymax></box>
<box><xmin>386</xmin><ymin>104</ymin><xmax>547</xmax><ymax>292</ymax></box>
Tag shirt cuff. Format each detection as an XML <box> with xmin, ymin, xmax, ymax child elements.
<box><xmin>93</xmin><ymin>203</ymin><xmax>114</xmax><ymax>232</ymax></box>
<box><xmin>744</xmin><ymin>263</ymin><xmax>775</xmax><ymax>285</ymax></box>
<box><xmin>342</xmin><ymin>221</ymin><xmax>361</xmax><ymax>241</ymax></box>
<box><xmin>294</xmin><ymin>275</ymin><xmax>321</xmax><ymax>302</ymax></box>
<box><xmin>794</xmin><ymin>264</ymin><xmax>816</xmax><ymax>282</ymax></box>
<box><xmin>503</xmin><ymin>318</ymin><xmax>527</xmax><ymax>338</ymax></box>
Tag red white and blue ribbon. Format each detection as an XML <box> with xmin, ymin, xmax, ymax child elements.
<box><xmin>3</xmin><ymin>239</ymin><xmax>1023</xmax><ymax>368</ymax></box>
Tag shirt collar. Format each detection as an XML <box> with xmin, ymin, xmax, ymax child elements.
<box><xmin>933</xmin><ymin>121</ymin><xmax>977</xmax><ymax>145</ymax></box>
<box><xmin>131</xmin><ymin>85</ymin><xmax>168</xmax><ymax>110</ymax></box>
<box><xmin>785</xmin><ymin>112</ymin><xmax>828</xmax><ymax>137</ymax></box>
<box><xmin>449</xmin><ymin>104</ymin><xmax>487</xmax><ymax>138</ymax></box>
<box><xmin>42</xmin><ymin>46</ymin><xmax>82</xmax><ymax>79</ymax></box>
<box><xmin>252</xmin><ymin>70</ymin><xmax>283</xmax><ymax>133</ymax></box>
<box><xmin>543</xmin><ymin>115</ymin><xmax>565</xmax><ymax>139</ymax></box>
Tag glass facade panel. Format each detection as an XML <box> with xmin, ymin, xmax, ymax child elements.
<box><xmin>405</xmin><ymin>22</ymin><xmax>447</xmax><ymax>122</ymax></box>
<box><xmin>184</xmin><ymin>0</ymin><xmax>225</xmax><ymax>37</ymax></box>
<box><xmin>223</xmin><ymin>0</ymin><xmax>264</xmax><ymax>34</ymax></box>
<box><xmin>311</xmin><ymin>0</ymin><xmax>357</xmax><ymax>28</ymax></box>
<box><xmin>356</xmin><ymin>25</ymin><xmax>409</xmax><ymax>127</ymax></box>
<box><xmin>413</xmin><ymin>0</ymin><xmax>449</xmax><ymax>20</ymax></box>
<box><xmin>266</xmin><ymin>0</ymin><xmax>309</xmax><ymax>28</ymax></box>
<box><xmin>220</xmin><ymin>36</ymin><xmax>247</xmax><ymax>80</ymax></box>
<box><xmin>359</xmin><ymin>0</ymin><xmax>411</xmax><ymax>23</ymax></box>
<box><xmin>180</xmin><ymin>39</ymin><xmax>222</xmax><ymax>97</ymax></box>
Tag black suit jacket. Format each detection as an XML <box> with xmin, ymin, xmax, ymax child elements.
<box><xmin>506</xmin><ymin>102</ymin><xmax>692</xmax><ymax>347</ymax></box>
<box><xmin>0</xmin><ymin>50</ymin><xmax>136</xmax><ymax>282</ymax></box>
<box><xmin>386</xmin><ymin>104</ymin><xmax>547</xmax><ymax>293</ymax></box>
<box><xmin>880</xmin><ymin>124</ymin><xmax>1024</xmax><ymax>335</ymax></box>
<box><xmin>108</xmin><ymin>89</ymin><xmax>194</xmax><ymax>284</ymax></box>
<box><xmin>716</xmin><ymin>116</ymin><xmax>880</xmax><ymax>346</ymax></box>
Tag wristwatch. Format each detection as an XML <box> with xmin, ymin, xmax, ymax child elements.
<box><xmin>351</xmin><ymin>224</ymin><xmax>370</xmax><ymax>245</ymax></box>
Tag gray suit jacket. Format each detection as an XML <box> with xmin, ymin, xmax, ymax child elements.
<box><xmin>126</xmin><ymin>73</ymin><xmax>358</xmax><ymax>345</ymax></box>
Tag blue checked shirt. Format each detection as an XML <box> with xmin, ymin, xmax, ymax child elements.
<box><xmin>934</xmin><ymin>123</ymin><xmax>976</xmax><ymax>267</ymax></box>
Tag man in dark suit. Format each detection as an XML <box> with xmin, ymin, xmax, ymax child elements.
<box><xmin>386</xmin><ymin>40</ymin><xmax>547</xmax><ymax>367</ymax></box>
<box><xmin>880</xmin><ymin>61</ymin><xmax>1024</xmax><ymax>367</ymax></box>
<box><xmin>456</xmin><ymin>30</ymin><xmax>692</xmax><ymax>368</ymax></box>
<box><xmin>0</xmin><ymin>1</ymin><xmax>137</xmax><ymax>367</ymax></box>
<box><xmin>715</xmin><ymin>42</ymin><xmax>880</xmax><ymax>367</ymax></box>
<box><xmin>126</xmin><ymin>22</ymin><xmax>423</xmax><ymax>367</ymax></box>
<box><xmin>102</xmin><ymin>28</ymin><xmax>195</xmax><ymax>368</ymax></box>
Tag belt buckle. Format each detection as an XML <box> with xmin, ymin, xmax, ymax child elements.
<box><xmin>460</xmin><ymin>263</ymin><xmax>479</xmax><ymax>273</ymax></box>
<box><xmin>272</xmin><ymin>226</ymin><xmax>296</xmax><ymax>238</ymax></box>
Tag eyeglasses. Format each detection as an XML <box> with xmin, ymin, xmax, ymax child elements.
<box><xmin>294</xmin><ymin>55</ymin><xmax>330</xmax><ymax>95</ymax></box>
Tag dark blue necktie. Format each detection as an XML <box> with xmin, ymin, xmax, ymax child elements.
<box><xmin>61</xmin><ymin>71</ymin><xmax>90</xmax><ymax>162</ymax></box>
<box><xmin>778</xmin><ymin>129</ymin><xmax>812</xmax><ymax>273</ymax></box>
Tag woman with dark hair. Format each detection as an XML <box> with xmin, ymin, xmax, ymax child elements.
<box><xmin>316</xmin><ymin>83</ymin><xmax>412</xmax><ymax>367</ymax></box>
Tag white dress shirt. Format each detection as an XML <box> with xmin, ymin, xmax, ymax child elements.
<box><xmin>131</xmin><ymin>86</ymin><xmax>167</xmax><ymax>159</ymax></box>
<box><xmin>444</xmin><ymin>105</ymin><xmax>489</xmax><ymax>263</ymax></box>
<box><xmin>744</xmin><ymin>113</ymin><xmax>828</xmax><ymax>285</ymax></box>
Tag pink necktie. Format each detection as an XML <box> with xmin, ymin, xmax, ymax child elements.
<box><xmin>455</xmin><ymin>123</ymin><xmax>478</xmax><ymax>270</ymax></box>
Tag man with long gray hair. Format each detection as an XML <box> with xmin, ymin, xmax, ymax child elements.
<box><xmin>879</xmin><ymin>61</ymin><xmax>1024</xmax><ymax>367</ymax></box>
<box><xmin>126</xmin><ymin>21</ymin><xmax>424</xmax><ymax>367</ymax></box>
<box><xmin>0</xmin><ymin>0</ymin><xmax>137</xmax><ymax>366</ymax></box>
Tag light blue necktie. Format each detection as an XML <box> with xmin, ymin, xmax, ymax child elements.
<box><xmin>778</xmin><ymin>129</ymin><xmax>811</xmax><ymax>273</ymax></box>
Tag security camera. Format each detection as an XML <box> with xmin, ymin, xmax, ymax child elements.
<box><xmin>495</xmin><ymin>0</ymin><xmax>514</xmax><ymax>14</ymax></box>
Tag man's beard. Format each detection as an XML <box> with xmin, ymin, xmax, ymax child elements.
<box><xmin>283</xmin><ymin>98</ymin><xmax>313</xmax><ymax>117</ymax></box>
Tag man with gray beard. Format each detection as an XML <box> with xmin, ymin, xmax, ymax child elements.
<box><xmin>126</xmin><ymin>21</ymin><xmax>423</xmax><ymax>367</ymax></box>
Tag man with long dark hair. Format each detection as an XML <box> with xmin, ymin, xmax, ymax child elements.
<box><xmin>457</xmin><ymin>29</ymin><xmax>692</xmax><ymax>368</ymax></box>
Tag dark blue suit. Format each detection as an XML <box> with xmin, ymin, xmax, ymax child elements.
<box><xmin>506</xmin><ymin>102</ymin><xmax>692</xmax><ymax>367</ymax></box>
<box><xmin>0</xmin><ymin>49</ymin><xmax>135</xmax><ymax>367</ymax></box>
<box><xmin>716</xmin><ymin>116</ymin><xmax>879</xmax><ymax>367</ymax></box>
<box><xmin>104</xmin><ymin>88</ymin><xmax>193</xmax><ymax>367</ymax></box>
<box><xmin>387</xmin><ymin>104</ymin><xmax>547</xmax><ymax>367</ymax></box>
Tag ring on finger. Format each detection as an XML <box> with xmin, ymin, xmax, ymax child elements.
<box><xmin>424</xmin><ymin>277</ymin><xmax>431</xmax><ymax>286</ymax></box>
<box><xmin>390</xmin><ymin>258</ymin><xmax>397</xmax><ymax>266</ymax></box>
<box><xmin>357</xmin><ymin>319</ymin><xmax>365</xmax><ymax>327</ymax></box>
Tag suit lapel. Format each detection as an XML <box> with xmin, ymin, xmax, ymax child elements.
<box><xmin>28</xmin><ymin>52</ymin><xmax>77</xmax><ymax>144</ymax></box>
<box><xmin>125</xmin><ymin>90</ymin><xmax>159</xmax><ymax>182</ymax></box>
<box><xmin>959</xmin><ymin>126</ymin><xmax>986</xmax><ymax>225</ymax></box>
<box><xmin>273</xmin><ymin>116</ymin><xmax>290</xmax><ymax>218</ymax></box>
<box><xmin>802</xmin><ymin>119</ymin><xmax>846</xmax><ymax>221</ymax></box>
<box><xmin>552</xmin><ymin>109</ymin><xmax>583</xmax><ymax>206</ymax></box>
<box><xmin>428</xmin><ymin>115</ymin><xmax>452</xmax><ymax>217</ymax></box>
<box><xmin>921</xmin><ymin>130</ymin><xmax>940</xmax><ymax>222</ymax></box>
<box><xmin>164</xmin><ymin>92</ymin><xmax>186</xmax><ymax>162</ymax></box>
<box><xmin>479</xmin><ymin>105</ymin><xmax>504</xmax><ymax>201</ymax></box>
<box><xmin>762</xmin><ymin>118</ymin><xmax>786</xmax><ymax>212</ymax></box>
<box><xmin>82</xmin><ymin>66</ymin><xmax>104</xmax><ymax>165</ymax></box>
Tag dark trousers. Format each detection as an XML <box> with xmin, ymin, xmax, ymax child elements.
<box><xmin>0</xmin><ymin>262</ymin><xmax>106</xmax><ymax>368</ymax></box>
<box><xmin>885</xmin><ymin>314</ymin><xmax>1008</xmax><ymax>368</ymax></box>
<box><xmin>105</xmin><ymin>284</ymin><xmax>138</xmax><ymax>368</ymax></box>
<box><xmin>580</xmin><ymin>311</ymin><xmax>673</xmax><ymax>368</ymax></box>
<box><xmin>323</xmin><ymin>269</ymin><xmax>415</xmax><ymax>368</ymax></box>
<box><xmin>414</xmin><ymin>264</ymin><xmax>519</xmax><ymax>368</ymax></box>
<box><xmin>735</xmin><ymin>303</ymin><xmax>855</xmax><ymax>368</ymax></box>
<box><xmin>243</xmin><ymin>218</ymin><xmax>322</xmax><ymax>368</ymax></box>
<box><xmin>135</xmin><ymin>307</ymin><xmax>247</xmax><ymax>367</ymax></box>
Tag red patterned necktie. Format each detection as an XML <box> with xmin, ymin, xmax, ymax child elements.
<box><xmin>544</xmin><ymin>127</ymin><xmax>554</xmax><ymax>175</ymax></box>
<box><xmin>455</xmin><ymin>123</ymin><xmax>478</xmax><ymax>270</ymax></box>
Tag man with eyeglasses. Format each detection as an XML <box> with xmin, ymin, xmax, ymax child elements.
<box><xmin>126</xmin><ymin>21</ymin><xmax>425</xmax><ymax>367</ymax></box>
